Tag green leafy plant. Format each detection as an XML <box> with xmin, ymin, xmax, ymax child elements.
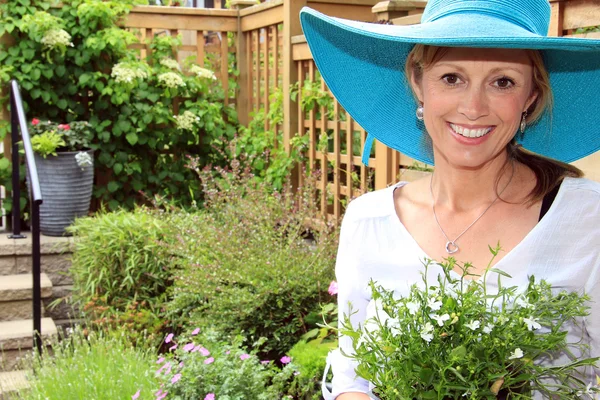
<box><xmin>16</xmin><ymin>326</ymin><xmax>157</xmax><ymax>400</ymax></box>
<box><xmin>340</xmin><ymin>248</ymin><xmax>600</xmax><ymax>399</ymax></box>
<box><xmin>285</xmin><ymin>338</ymin><xmax>337</xmax><ymax>399</ymax></box>
<box><xmin>30</xmin><ymin>130</ymin><xmax>66</xmax><ymax>158</ymax></box>
<box><xmin>0</xmin><ymin>0</ymin><xmax>237</xmax><ymax>210</ymax></box>
<box><xmin>165</xmin><ymin>158</ymin><xmax>338</xmax><ymax>357</ymax></box>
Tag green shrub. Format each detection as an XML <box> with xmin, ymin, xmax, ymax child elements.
<box><xmin>286</xmin><ymin>339</ymin><xmax>337</xmax><ymax>399</ymax></box>
<box><xmin>165</xmin><ymin>161</ymin><xmax>338</xmax><ymax>357</ymax></box>
<box><xmin>16</xmin><ymin>327</ymin><xmax>157</xmax><ymax>400</ymax></box>
<box><xmin>0</xmin><ymin>0</ymin><xmax>237</xmax><ymax>210</ymax></box>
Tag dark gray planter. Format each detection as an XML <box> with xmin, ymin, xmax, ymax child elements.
<box><xmin>28</xmin><ymin>149</ymin><xmax>94</xmax><ymax>236</ymax></box>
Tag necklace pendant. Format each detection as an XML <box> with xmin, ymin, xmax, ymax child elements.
<box><xmin>445</xmin><ymin>241</ymin><xmax>459</xmax><ymax>254</ymax></box>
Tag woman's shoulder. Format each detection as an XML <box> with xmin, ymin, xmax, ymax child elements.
<box><xmin>562</xmin><ymin>176</ymin><xmax>600</xmax><ymax>196</ymax></box>
<box><xmin>551</xmin><ymin>177</ymin><xmax>600</xmax><ymax>219</ymax></box>
<box><xmin>343</xmin><ymin>182</ymin><xmax>405</xmax><ymax>223</ymax></box>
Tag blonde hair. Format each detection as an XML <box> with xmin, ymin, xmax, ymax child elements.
<box><xmin>404</xmin><ymin>45</ymin><xmax>582</xmax><ymax>204</ymax></box>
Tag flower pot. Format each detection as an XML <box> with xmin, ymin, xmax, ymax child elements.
<box><xmin>27</xmin><ymin>149</ymin><xmax>94</xmax><ymax>236</ymax></box>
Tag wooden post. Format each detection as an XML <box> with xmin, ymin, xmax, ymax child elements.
<box><xmin>235</xmin><ymin>10</ymin><xmax>249</xmax><ymax>125</ymax></box>
<box><xmin>372</xmin><ymin>0</ymin><xmax>426</xmax><ymax>21</ymax></box>
<box><xmin>283</xmin><ymin>0</ymin><xmax>307</xmax><ymax>154</ymax></box>
<box><xmin>548</xmin><ymin>0</ymin><xmax>565</xmax><ymax>37</ymax></box>
<box><xmin>374</xmin><ymin>141</ymin><xmax>393</xmax><ymax>189</ymax></box>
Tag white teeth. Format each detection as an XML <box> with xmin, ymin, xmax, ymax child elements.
<box><xmin>450</xmin><ymin>123</ymin><xmax>492</xmax><ymax>138</ymax></box>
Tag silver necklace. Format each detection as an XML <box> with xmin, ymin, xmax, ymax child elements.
<box><xmin>430</xmin><ymin>163</ymin><xmax>515</xmax><ymax>254</ymax></box>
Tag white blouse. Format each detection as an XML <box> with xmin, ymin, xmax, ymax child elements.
<box><xmin>325</xmin><ymin>177</ymin><xmax>600</xmax><ymax>399</ymax></box>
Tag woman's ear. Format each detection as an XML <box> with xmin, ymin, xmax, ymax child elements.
<box><xmin>525</xmin><ymin>89</ymin><xmax>539</xmax><ymax>113</ymax></box>
<box><xmin>409</xmin><ymin>68</ymin><xmax>424</xmax><ymax>104</ymax></box>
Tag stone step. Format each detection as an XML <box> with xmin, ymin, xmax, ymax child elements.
<box><xmin>0</xmin><ymin>274</ymin><xmax>52</xmax><ymax>322</ymax></box>
<box><xmin>0</xmin><ymin>318</ymin><xmax>57</xmax><ymax>371</ymax></box>
<box><xmin>0</xmin><ymin>370</ymin><xmax>29</xmax><ymax>398</ymax></box>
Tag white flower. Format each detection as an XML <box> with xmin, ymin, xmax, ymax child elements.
<box><xmin>576</xmin><ymin>382</ymin><xmax>597</xmax><ymax>398</ymax></box>
<box><xmin>420</xmin><ymin>322</ymin><xmax>434</xmax><ymax>342</ymax></box>
<box><xmin>509</xmin><ymin>348</ymin><xmax>524</xmax><ymax>360</ymax></box>
<box><xmin>160</xmin><ymin>58</ymin><xmax>181</xmax><ymax>71</ymax></box>
<box><xmin>516</xmin><ymin>297</ymin><xmax>534</xmax><ymax>309</ymax></box>
<box><xmin>158</xmin><ymin>72</ymin><xmax>186</xmax><ymax>88</ymax></box>
<box><xmin>523</xmin><ymin>317</ymin><xmax>542</xmax><ymax>331</ymax></box>
<box><xmin>40</xmin><ymin>28</ymin><xmax>73</xmax><ymax>49</ymax></box>
<box><xmin>174</xmin><ymin>111</ymin><xmax>200</xmax><ymax>131</ymax></box>
<box><xmin>427</xmin><ymin>297</ymin><xmax>442</xmax><ymax>311</ymax></box>
<box><xmin>189</xmin><ymin>65</ymin><xmax>217</xmax><ymax>80</ymax></box>
<box><xmin>431</xmin><ymin>313</ymin><xmax>450</xmax><ymax>327</ymax></box>
<box><xmin>75</xmin><ymin>151</ymin><xmax>93</xmax><ymax>169</ymax></box>
<box><xmin>111</xmin><ymin>62</ymin><xmax>149</xmax><ymax>84</ymax></box>
<box><xmin>482</xmin><ymin>323</ymin><xmax>495</xmax><ymax>334</ymax></box>
<box><xmin>406</xmin><ymin>301</ymin><xmax>419</xmax><ymax>316</ymax></box>
<box><xmin>465</xmin><ymin>320</ymin><xmax>480</xmax><ymax>331</ymax></box>
<box><xmin>386</xmin><ymin>317</ymin><xmax>402</xmax><ymax>336</ymax></box>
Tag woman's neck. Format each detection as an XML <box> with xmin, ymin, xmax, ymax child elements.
<box><xmin>430</xmin><ymin>152</ymin><xmax>516</xmax><ymax>212</ymax></box>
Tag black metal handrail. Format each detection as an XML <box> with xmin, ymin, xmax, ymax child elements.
<box><xmin>8</xmin><ymin>80</ymin><xmax>43</xmax><ymax>355</ymax></box>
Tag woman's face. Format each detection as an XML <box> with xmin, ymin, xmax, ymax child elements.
<box><xmin>411</xmin><ymin>47</ymin><xmax>539</xmax><ymax>169</ymax></box>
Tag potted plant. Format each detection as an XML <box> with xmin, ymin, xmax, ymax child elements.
<box><xmin>27</xmin><ymin>118</ymin><xmax>94</xmax><ymax>236</ymax></box>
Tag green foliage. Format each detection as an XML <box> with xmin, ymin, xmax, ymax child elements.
<box><xmin>155</xmin><ymin>329</ymin><xmax>289</xmax><ymax>399</ymax></box>
<box><xmin>15</xmin><ymin>327</ymin><xmax>157</xmax><ymax>400</ymax></box>
<box><xmin>286</xmin><ymin>339</ymin><xmax>337</xmax><ymax>399</ymax></box>
<box><xmin>68</xmin><ymin>208</ymin><xmax>177</xmax><ymax>316</ymax></box>
<box><xmin>342</xmin><ymin>251</ymin><xmax>600</xmax><ymax>399</ymax></box>
<box><xmin>164</xmin><ymin>161</ymin><xmax>338</xmax><ymax>357</ymax></box>
<box><xmin>0</xmin><ymin>0</ymin><xmax>238</xmax><ymax>210</ymax></box>
<box><xmin>30</xmin><ymin>130</ymin><xmax>66</xmax><ymax>157</ymax></box>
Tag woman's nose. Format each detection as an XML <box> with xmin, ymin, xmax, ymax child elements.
<box><xmin>457</xmin><ymin>84</ymin><xmax>489</xmax><ymax>120</ymax></box>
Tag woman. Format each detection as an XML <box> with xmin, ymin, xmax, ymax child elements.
<box><xmin>300</xmin><ymin>0</ymin><xmax>600</xmax><ymax>398</ymax></box>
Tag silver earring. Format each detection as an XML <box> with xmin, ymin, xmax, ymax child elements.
<box><xmin>520</xmin><ymin>112</ymin><xmax>527</xmax><ymax>133</ymax></box>
<box><xmin>416</xmin><ymin>104</ymin><xmax>424</xmax><ymax>121</ymax></box>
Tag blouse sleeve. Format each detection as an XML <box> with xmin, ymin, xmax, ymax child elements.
<box><xmin>329</xmin><ymin>201</ymin><xmax>371</xmax><ymax>398</ymax></box>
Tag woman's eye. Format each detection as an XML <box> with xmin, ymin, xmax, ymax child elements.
<box><xmin>442</xmin><ymin>74</ymin><xmax>461</xmax><ymax>85</ymax></box>
<box><xmin>494</xmin><ymin>77</ymin><xmax>515</xmax><ymax>89</ymax></box>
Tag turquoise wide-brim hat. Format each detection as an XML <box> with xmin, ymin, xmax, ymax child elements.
<box><xmin>299</xmin><ymin>0</ymin><xmax>600</xmax><ymax>166</ymax></box>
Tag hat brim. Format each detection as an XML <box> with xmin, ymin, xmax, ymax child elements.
<box><xmin>300</xmin><ymin>7</ymin><xmax>600</xmax><ymax>165</ymax></box>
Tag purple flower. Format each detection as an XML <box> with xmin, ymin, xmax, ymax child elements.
<box><xmin>239</xmin><ymin>353</ymin><xmax>250</xmax><ymax>361</ymax></box>
<box><xmin>155</xmin><ymin>389</ymin><xmax>168</xmax><ymax>400</ymax></box>
<box><xmin>183</xmin><ymin>342</ymin><xmax>195</xmax><ymax>352</ymax></box>
<box><xmin>169</xmin><ymin>344</ymin><xmax>178</xmax><ymax>351</ymax></box>
<box><xmin>225</xmin><ymin>350</ymin><xmax>230</xmax><ymax>355</ymax></box>
<box><xmin>192</xmin><ymin>328</ymin><xmax>200</xmax><ymax>335</ymax></box>
<box><xmin>171</xmin><ymin>373</ymin><xmax>182</xmax><ymax>384</ymax></box>
<box><xmin>132</xmin><ymin>389</ymin><xmax>141</xmax><ymax>400</ymax></box>
<box><xmin>204</xmin><ymin>394</ymin><xmax>215</xmax><ymax>400</ymax></box>
<box><xmin>328</xmin><ymin>281</ymin><xmax>338</xmax><ymax>295</ymax></box>
<box><xmin>199</xmin><ymin>347</ymin><xmax>210</xmax><ymax>356</ymax></box>
<box><xmin>280</xmin><ymin>356</ymin><xmax>291</xmax><ymax>364</ymax></box>
<box><xmin>178</xmin><ymin>362</ymin><xmax>184</xmax><ymax>368</ymax></box>
<box><xmin>204</xmin><ymin>357</ymin><xmax>215</xmax><ymax>364</ymax></box>
<box><xmin>156</xmin><ymin>357</ymin><xmax>165</xmax><ymax>364</ymax></box>
<box><xmin>165</xmin><ymin>333</ymin><xmax>174</xmax><ymax>344</ymax></box>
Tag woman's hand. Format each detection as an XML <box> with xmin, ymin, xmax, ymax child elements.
<box><xmin>337</xmin><ymin>393</ymin><xmax>371</xmax><ymax>400</ymax></box>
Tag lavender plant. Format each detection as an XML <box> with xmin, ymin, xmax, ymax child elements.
<box><xmin>341</xmin><ymin>247</ymin><xmax>600</xmax><ymax>399</ymax></box>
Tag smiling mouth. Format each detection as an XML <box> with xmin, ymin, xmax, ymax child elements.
<box><xmin>449</xmin><ymin>123</ymin><xmax>494</xmax><ymax>138</ymax></box>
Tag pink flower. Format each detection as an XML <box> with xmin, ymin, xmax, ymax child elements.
<box><xmin>156</xmin><ymin>357</ymin><xmax>165</xmax><ymax>364</ymax></box>
<box><xmin>280</xmin><ymin>356</ymin><xmax>291</xmax><ymax>364</ymax></box>
<box><xmin>178</xmin><ymin>362</ymin><xmax>184</xmax><ymax>368</ymax></box>
<box><xmin>183</xmin><ymin>342</ymin><xmax>195</xmax><ymax>352</ymax></box>
<box><xmin>31</xmin><ymin>118</ymin><xmax>40</xmax><ymax>125</ymax></box>
<box><xmin>169</xmin><ymin>344</ymin><xmax>178</xmax><ymax>351</ymax></box>
<box><xmin>328</xmin><ymin>281</ymin><xmax>338</xmax><ymax>295</ymax></box>
<box><xmin>204</xmin><ymin>357</ymin><xmax>214</xmax><ymax>364</ymax></box>
<box><xmin>225</xmin><ymin>350</ymin><xmax>230</xmax><ymax>355</ymax></box>
<box><xmin>192</xmin><ymin>345</ymin><xmax>201</xmax><ymax>353</ymax></box>
<box><xmin>204</xmin><ymin>394</ymin><xmax>215</xmax><ymax>400</ymax></box>
<box><xmin>155</xmin><ymin>389</ymin><xmax>168</xmax><ymax>400</ymax></box>
<box><xmin>57</xmin><ymin>124</ymin><xmax>70</xmax><ymax>130</ymax></box>
<box><xmin>171</xmin><ymin>373</ymin><xmax>182</xmax><ymax>384</ymax></box>
<box><xmin>191</xmin><ymin>328</ymin><xmax>200</xmax><ymax>335</ymax></box>
<box><xmin>199</xmin><ymin>347</ymin><xmax>210</xmax><ymax>356</ymax></box>
<box><xmin>239</xmin><ymin>353</ymin><xmax>250</xmax><ymax>361</ymax></box>
<box><xmin>165</xmin><ymin>333</ymin><xmax>174</xmax><ymax>343</ymax></box>
<box><xmin>132</xmin><ymin>389</ymin><xmax>141</xmax><ymax>400</ymax></box>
